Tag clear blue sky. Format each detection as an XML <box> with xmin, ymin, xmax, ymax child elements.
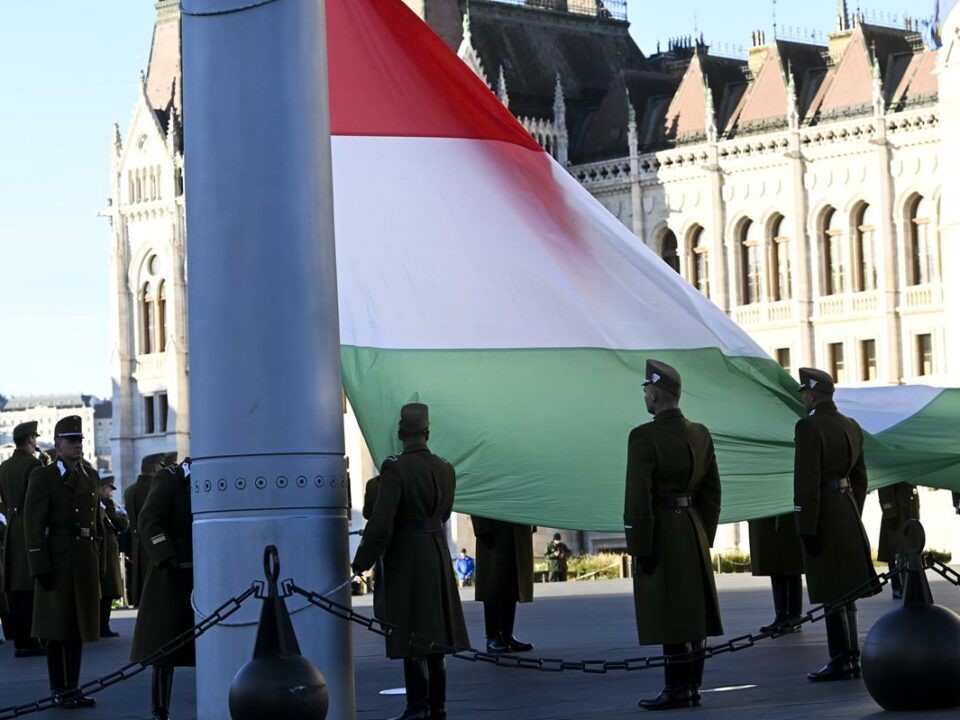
<box><xmin>0</xmin><ymin>0</ymin><xmax>932</xmax><ymax>399</ymax></box>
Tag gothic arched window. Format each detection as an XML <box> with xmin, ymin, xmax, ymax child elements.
<box><xmin>768</xmin><ymin>214</ymin><xmax>791</xmax><ymax>301</ymax></box>
<box><xmin>141</xmin><ymin>282</ymin><xmax>154</xmax><ymax>355</ymax></box>
<box><xmin>661</xmin><ymin>230</ymin><xmax>680</xmax><ymax>273</ymax></box>
<box><xmin>157</xmin><ymin>280</ymin><xmax>167</xmax><ymax>353</ymax></box>
<box><xmin>907</xmin><ymin>195</ymin><xmax>936</xmax><ymax>286</ymax></box>
<box><xmin>853</xmin><ymin>203</ymin><xmax>877</xmax><ymax>292</ymax></box>
<box><xmin>688</xmin><ymin>225</ymin><xmax>709</xmax><ymax>297</ymax></box>
<box><xmin>739</xmin><ymin>219</ymin><xmax>761</xmax><ymax>305</ymax></box>
<box><xmin>821</xmin><ymin>207</ymin><xmax>845</xmax><ymax>296</ymax></box>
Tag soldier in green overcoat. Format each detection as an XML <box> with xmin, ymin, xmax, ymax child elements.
<box><xmin>471</xmin><ymin>516</ymin><xmax>535</xmax><ymax>653</ymax></box>
<box><xmin>876</xmin><ymin>482</ymin><xmax>920</xmax><ymax>599</ymax></box>
<box><xmin>793</xmin><ymin>368</ymin><xmax>878</xmax><ymax>683</ymax></box>
<box><xmin>624</xmin><ymin>360</ymin><xmax>723</xmax><ymax>711</ymax></box>
<box><xmin>98</xmin><ymin>476</ymin><xmax>129</xmax><ymax>637</ymax></box>
<box><xmin>352</xmin><ymin>404</ymin><xmax>469</xmax><ymax>720</ymax></box>
<box><xmin>122</xmin><ymin>453</ymin><xmax>165</xmax><ymax>607</ymax></box>
<box><xmin>0</xmin><ymin>420</ymin><xmax>46</xmax><ymax>656</ymax></box>
<box><xmin>130</xmin><ymin>458</ymin><xmax>194</xmax><ymax>720</ymax></box>
<box><xmin>748</xmin><ymin>512</ymin><xmax>804</xmax><ymax>632</ymax></box>
<box><xmin>23</xmin><ymin>416</ymin><xmax>102</xmax><ymax>707</ymax></box>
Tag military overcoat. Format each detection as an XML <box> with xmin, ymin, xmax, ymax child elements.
<box><xmin>23</xmin><ymin>460</ymin><xmax>103</xmax><ymax>642</ymax></box>
<box><xmin>353</xmin><ymin>445</ymin><xmax>469</xmax><ymax>659</ymax></box>
<box><xmin>361</xmin><ymin>476</ymin><xmax>384</xmax><ymax>618</ymax></box>
<box><xmin>131</xmin><ymin>463</ymin><xmax>195</xmax><ymax>667</ymax></box>
<box><xmin>100</xmin><ymin>497</ymin><xmax>130</xmax><ymax>598</ymax></box>
<box><xmin>471</xmin><ymin>518</ymin><xmax>535</xmax><ymax>604</ymax></box>
<box><xmin>793</xmin><ymin>401</ymin><xmax>878</xmax><ymax>603</ymax></box>
<box><xmin>0</xmin><ymin>450</ymin><xmax>43</xmax><ymax>592</ymax></box>
<box><xmin>876</xmin><ymin>482</ymin><xmax>920</xmax><ymax>563</ymax></box>
<box><xmin>122</xmin><ymin>474</ymin><xmax>153</xmax><ymax>607</ymax></box>
<box><xmin>623</xmin><ymin>408</ymin><xmax>723</xmax><ymax>645</ymax></box>
<box><xmin>748</xmin><ymin>512</ymin><xmax>804</xmax><ymax>576</ymax></box>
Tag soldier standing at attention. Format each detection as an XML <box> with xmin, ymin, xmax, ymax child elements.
<box><xmin>98</xmin><ymin>476</ymin><xmax>129</xmax><ymax>637</ymax></box>
<box><xmin>23</xmin><ymin>416</ymin><xmax>102</xmax><ymax>707</ymax></box>
<box><xmin>471</xmin><ymin>516</ymin><xmax>536</xmax><ymax>653</ymax></box>
<box><xmin>0</xmin><ymin>421</ymin><xmax>46</xmax><ymax>657</ymax></box>
<box><xmin>130</xmin><ymin>458</ymin><xmax>194</xmax><ymax>720</ymax></box>
<box><xmin>794</xmin><ymin>368</ymin><xmax>878</xmax><ymax>682</ymax></box>
<box><xmin>876</xmin><ymin>482</ymin><xmax>920</xmax><ymax>599</ymax></box>
<box><xmin>123</xmin><ymin>453</ymin><xmax>165</xmax><ymax>608</ymax></box>
<box><xmin>351</xmin><ymin>404</ymin><xmax>469</xmax><ymax>720</ymax></box>
<box><xmin>624</xmin><ymin>360</ymin><xmax>723</xmax><ymax>711</ymax></box>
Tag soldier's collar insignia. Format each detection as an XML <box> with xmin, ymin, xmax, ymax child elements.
<box><xmin>56</xmin><ymin>460</ymin><xmax>67</xmax><ymax>477</ymax></box>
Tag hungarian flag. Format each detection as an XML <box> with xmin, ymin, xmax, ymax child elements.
<box><xmin>326</xmin><ymin>0</ymin><xmax>959</xmax><ymax>530</ymax></box>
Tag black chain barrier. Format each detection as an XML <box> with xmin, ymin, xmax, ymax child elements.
<box><xmin>286</xmin><ymin>559</ymin><xmax>923</xmax><ymax>673</ymax></box>
<box><xmin>0</xmin><ymin>583</ymin><xmax>260</xmax><ymax>720</ymax></box>
<box><xmin>4</xmin><ymin>553</ymin><xmax>956</xmax><ymax>717</ymax></box>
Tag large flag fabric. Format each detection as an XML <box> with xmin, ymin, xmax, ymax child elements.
<box><xmin>326</xmin><ymin>0</ymin><xmax>960</xmax><ymax>530</ymax></box>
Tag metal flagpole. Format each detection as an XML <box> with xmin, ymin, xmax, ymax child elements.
<box><xmin>180</xmin><ymin>0</ymin><xmax>355</xmax><ymax>717</ymax></box>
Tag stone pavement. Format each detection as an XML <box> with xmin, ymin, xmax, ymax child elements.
<box><xmin>2</xmin><ymin>572</ymin><xmax>959</xmax><ymax>719</ymax></box>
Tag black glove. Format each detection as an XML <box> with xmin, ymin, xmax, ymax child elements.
<box><xmin>637</xmin><ymin>555</ymin><xmax>657</xmax><ymax>575</ymax></box>
<box><xmin>159</xmin><ymin>557</ymin><xmax>182</xmax><ymax>571</ymax></box>
<box><xmin>800</xmin><ymin>534</ymin><xmax>821</xmax><ymax>557</ymax></box>
<box><xmin>35</xmin><ymin>573</ymin><xmax>54</xmax><ymax>591</ymax></box>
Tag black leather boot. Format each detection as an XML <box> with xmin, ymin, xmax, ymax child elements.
<box><xmin>639</xmin><ymin>645</ymin><xmax>694</xmax><ymax>711</ymax></box>
<box><xmin>759</xmin><ymin>576</ymin><xmax>788</xmax><ymax>632</ymax></box>
<box><xmin>689</xmin><ymin>639</ymin><xmax>705</xmax><ymax>706</ymax></box>
<box><xmin>389</xmin><ymin>658</ymin><xmax>430</xmax><ymax>720</ymax></box>
<box><xmin>427</xmin><ymin>655</ymin><xmax>447</xmax><ymax>720</ymax></box>
<box><xmin>152</xmin><ymin>666</ymin><xmax>174</xmax><ymax>720</ymax></box>
<box><xmin>889</xmin><ymin>562</ymin><xmax>904</xmax><ymax>599</ymax></box>
<box><xmin>845</xmin><ymin>605</ymin><xmax>861</xmax><ymax>677</ymax></box>
<box><xmin>807</xmin><ymin>608</ymin><xmax>857</xmax><ymax>682</ymax></box>
<box><xmin>783</xmin><ymin>574</ymin><xmax>803</xmax><ymax>631</ymax></box>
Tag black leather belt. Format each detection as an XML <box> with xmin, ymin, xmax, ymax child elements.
<box><xmin>395</xmin><ymin>518</ymin><xmax>443</xmax><ymax>533</ymax></box>
<box><xmin>660</xmin><ymin>495</ymin><xmax>693</xmax><ymax>510</ymax></box>
<box><xmin>823</xmin><ymin>478</ymin><xmax>851</xmax><ymax>492</ymax></box>
<box><xmin>46</xmin><ymin>527</ymin><xmax>94</xmax><ymax>538</ymax></box>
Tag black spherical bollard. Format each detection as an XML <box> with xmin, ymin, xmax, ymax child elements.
<box><xmin>229</xmin><ymin>546</ymin><xmax>329</xmax><ymax>720</ymax></box>
<box><xmin>862</xmin><ymin>521</ymin><xmax>960</xmax><ymax>711</ymax></box>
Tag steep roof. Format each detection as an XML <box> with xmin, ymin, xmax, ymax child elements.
<box><xmin>2</xmin><ymin>395</ymin><xmax>95</xmax><ymax>411</ymax></box>
<box><xmin>662</xmin><ymin>52</ymin><xmax>746</xmax><ymax>145</ymax></box>
<box><xmin>465</xmin><ymin>0</ymin><xmax>654</xmax><ymax>162</ymax></box>
<box><xmin>144</xmin><ymin>1</ymin><xmax>182</xmax><ymax>135</ymax></box>
<box><xmin>724</xmin><ymin>40</ymin><xmax>826</xmax><ymax>135</ymax></box>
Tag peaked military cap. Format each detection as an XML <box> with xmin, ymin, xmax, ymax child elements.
<box><xmin>642</xmin><ymin>359</ymin><xmax>681</xmax><ymax>396</ymax></box>
<box><xmin>13</xmin><ymin>421</ymin><xmax>39</xmax><ymax>443</ymax></box>
<box><xmin>99</xmin><ymin>475</ymin><xmax>117</xmax><ymax>489</ymax></box>
<box><xmin>163</xmin><ymin>451</ymin><xmax>178</xmax><ymax>466</ymax></box>
<box><xmin>141</xmin><ymin>452</ymin><xmax>166</xmax><ymax>472</ymax></box>
<box><xmin>399</xmin><ymin>403</ymin><xmax>429</xmax><ymax>433</ymax></box>
<box><xmin>54</xmin><ymin>415</ymin><xmax>83</xmax><ymax>439</ymax></box>
<box><xmin>797</xmin><ymin>367</ymin><xmax>835</xmax><ymax>395</ymax></box>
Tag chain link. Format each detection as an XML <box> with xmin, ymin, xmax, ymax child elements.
<box><xmin>0</xmin><ymin>583</ymin><xmax>259</xmax><ymax>719</ymax></box>
<box><xmin>928</xmin><ymin>557</ymin><xmax>960</xmax><ymax>587</ymax></box>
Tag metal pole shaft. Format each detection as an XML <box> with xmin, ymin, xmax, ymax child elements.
<box><xmin>181</xmin><ymin>1</ymin><xmax>355</xmax><ymax>717</ymax></box>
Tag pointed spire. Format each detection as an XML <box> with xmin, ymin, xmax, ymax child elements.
<box><xmin>139</xmin><ymin>69</ymin><xmax>147</xmax><ymax>93</ymax></box>
<box><xmin>462</xmin><ymin>0</ymin><xmax>472</xmax><ymax>42</ymax></box>
<box><xmin>837</xmin><ymin>0</ymin><xmax>850</xmax><ymax>31</ymax></box>
<box><xmin>625</xmin><ymin>86</ymin><xmax>636</xmax><ymax>126</ymax></box>
<box><xmin>457</xmin><ymin>0</ymin><xmax>487</xmax><ymax>85</ymax></box>
<box><xmin>497</xmin><ymin>65</ymin><xmax>510</xmax><ymax>109</ymax></box>
<box><xmin>704</xmin><ymin>73</ymin><xmax>717</xmax><ymax>144</ymax></box>
<box><xmin>113</xmin><ymin>123</ymin><xmax>123</xmax><ymax>157</ymax></box>
<box><xmin>552</xmin><ymin>74</ymin><xmax>566</xmax><ymax>131</ymax></box>
<box><xmin>871</xmin><ymin>45</ymin><xmax>885</xmax><ymax>117</ymax></box>
<box><xmin>786</xmin><ymin>60</ymin><xmax>799</xmax><ymax>131</ymax></box>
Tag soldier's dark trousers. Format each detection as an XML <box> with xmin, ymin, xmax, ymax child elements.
<box><xmin>46</xmin><ymin>640</ymin><xmax>82</xmax><ymax>693</ymax></box>
<box><xmin>770</xmin><ymin>574</ymin><xmax>803</xmax><ymax>621</ymax></box>
<box><xmin>548</xmin><ymin>571</ymin><xmax>567</xmax><ymax>582</ymax></box>
<box><xmin>483</xmin><ymin>600</ymin><xmax>517</xmax><ymax>640</ymax></box>
<box><xmin>9</xmin><ymin>591</ymin><xmax>41</xmax><ymax>649</ymax></box>
<box><xmin>151</xmin><ymin>666</ymin><xmax>174</xmax><ymax>720</ymax></box>
<box><xmin>825</xmin><ymin>602</ymin><xmax>859</xmax><ymax>661</ymax></box>
<box><xmin>888</xmin><ymin>562</ymin><xmax>904</xmax><ymax>596</ymax></box>
<box><xmin>99</xmin><ymin>597</ymin><xmax>115</xmax><ymax>633</ymax></box>
<box><xmin>400</xmin><ymin>655</ymin><xmax>447</xmax><ymax>716</ymax></box>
